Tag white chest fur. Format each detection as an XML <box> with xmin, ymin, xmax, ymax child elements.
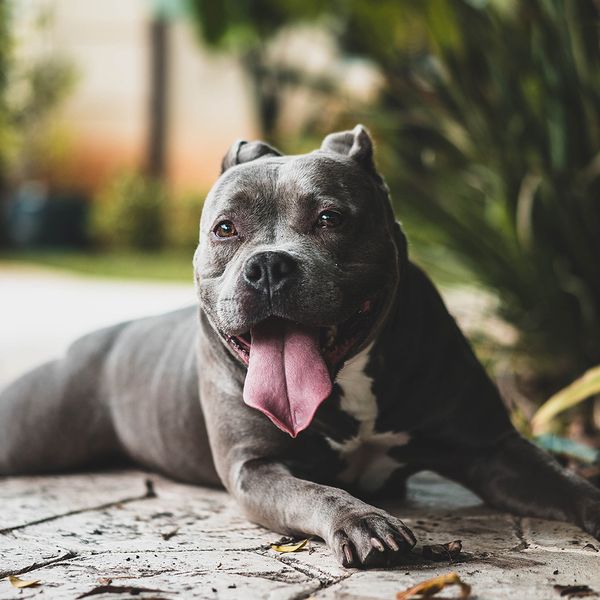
<box><xmin>327</xmin><ymin>344</ymin><xmax>409</xmax><ymax>493</ymax></box>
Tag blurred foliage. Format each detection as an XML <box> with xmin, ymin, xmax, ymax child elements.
<box><xmin>187</xmin><ymin>0</ymin><xmax>600</xmax><ymax>399</ymax></box>
<box><xmin>341</xmin><ymin>0</ymin><xmax>600</xmax><ymax>390</ymax></box>
<box><xmin>0</xmin><ymin>3</ymin><xmax>76</xmax><ymax>178</ymax></box>
<box><xmin>167</xmin><ymin>191</ymin><xmax>204</xmax><ymax>252</ymax></box>
<box><xmin>0</xmin><ymin>0</ymin><xmax>16</xmax><ymax>180</ymax></box>
<box><xmin>533</xmin><ymin>365</ymin><xmax>600</xmax><ymax>435</ymax></box>
<box><xmin>185</xmin><ymin>0</ymin><xmax>339</xmax><ymax>142</ymax></box>
<box><xmin>90</xmin><ymin>171</ymin><xmax>205</xmax><ymax>253</ymax></box>
<box><xmin>186</xmin><ymin>0</ymin><xmax>327</xmax><ymax>46</ymax></box>
<box><xmin>0</xmin><ymin>1</ymin><xmax>77</xmax><ymax>245</ymax></box>
<box><xmin>90</xmin><ymin>173</ymin><xmax>167</xmax><ymax>251</ymax></box>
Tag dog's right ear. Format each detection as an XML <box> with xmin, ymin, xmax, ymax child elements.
<box><xmin>320</xmin><ymin>124</ymin><xmax>375</xmax><ymax>171</ymax></box>
<box><xmin>221</xmin><ymin>140</ymin><xmax>282</xmax><ymax>174</ymax></box>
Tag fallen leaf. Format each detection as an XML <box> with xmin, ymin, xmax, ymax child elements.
<box><xmin>144</xmin><ymin>479</ymin><xmax>157</xmax><ymax>498</ymax></box>
<box><xmin>96</xmin><ymin>577</ymin><xmax>112</xmax><ymax>585</ymax></box>
<box><xmin>397</xmin><ymin>572</ymin><xmax>471</xmax><ymax>600</ymax></box>
<box><xmin>422</xmin><ymin>540</ymin><xmax>463</xmax><ymax>562</ymax></box>
<box><xmin>160</xmin><ymin>527</ymin><xmax>179</xmax><ymax>540</ymax></box>
<box><xmin>270</xmin><ymin>538</ymin><xmax>309</xmax><ymax>553</ymax></box>
<box><xmin>8</xmin><ymin>575</ymin><xmax>41</xmax><ymax>589</ymax></box>
<box><xmin>77</xmin><ymin>585</ymin><xmax>170</xmax><ymax>598</ymax></box>
<box><xmin>554</xmin><ymin>584</ymin><xmax>597</xmax><ymax>598</ymax></box>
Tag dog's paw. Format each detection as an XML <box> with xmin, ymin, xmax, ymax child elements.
<box><xmin>328</xmin><ymin>511</ymin><xmax>416</xmax><ymax>568</ymax></box>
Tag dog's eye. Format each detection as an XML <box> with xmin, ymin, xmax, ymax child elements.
<box><xmin>317</xmin><ymin>210</ymin><xmax>343</xmax><ymax>229</ymax></box>
<box><xmin>213</xmin><ymin>220</ymin><xmax>238</xmax><ymax>238</ymax></box>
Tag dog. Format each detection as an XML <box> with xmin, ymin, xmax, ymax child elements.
<box><xmin>1</xmin><ymin>125</ymin><xmax>599</xmax><ymax>568</ymax></box>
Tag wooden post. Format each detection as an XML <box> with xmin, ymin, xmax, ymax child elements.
<box><xmin>146</xmin><ymin>15</ymin><xmax>169</xmax><ymax>179</ymax></box>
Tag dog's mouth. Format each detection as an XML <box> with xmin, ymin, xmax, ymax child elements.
<box><xmin>223</xmin><ymin>299</ymin><xmax>378</xmax><ymax>438</ymax></box>
<box><xmin>226</xmin><ymin>299</ymin><xmax>376</xmax><ymax>370</ymax></box>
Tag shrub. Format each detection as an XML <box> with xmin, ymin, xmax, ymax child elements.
<box><xmin>90</xmin><ymin>172</ymin><xmax>167</xmax><ymax>251</ymax></box>
<box><xmin>166</xmin><ymin>191</ymin><xmax>205</xmax><ymax>252</ymax></box>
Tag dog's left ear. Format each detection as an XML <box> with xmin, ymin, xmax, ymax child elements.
<box><xmin>320</xmin><ymin>124</ymin><xmax>376</xmax><ymax>173</ymax></box>
<box><xmin>221</xmin><ymin>139</ymin><xmax>282</xmax><ymax>174</ymax></box>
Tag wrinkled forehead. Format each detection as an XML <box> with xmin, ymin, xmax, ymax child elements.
<box><xmin>203</xmin><ymin>152</ymin><xmax>370</xmax><ymax>219</ymax></box>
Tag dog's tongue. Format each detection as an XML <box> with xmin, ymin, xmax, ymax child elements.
<box><xmin>243</xmin><ymin>318</ymin><xmax>332</xmax><ymax>437</ymax></box>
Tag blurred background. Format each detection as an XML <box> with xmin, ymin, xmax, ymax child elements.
<box><xmin>1</xmin><ymin>1</ymin><xmax>600</xmax><ymax>476</ymax></box>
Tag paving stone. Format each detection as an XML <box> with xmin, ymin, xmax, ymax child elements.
<box><xmin>1</xmin><ymin>470</ymin><xmax>599</xmax><ymax>599</ymax></box>
<box><xmin>312</xmin><ymin>550</ymin><xmax>600</xmax><ymax>600</ymax></box>
<box><xmin>0</xmin><ymin>471</ymin><xmax>150</xmax><ymax>532</ymax></box>
<box><xmin>523</xmin><ymin>516</ymin><xmax>600</xmax><ymax>553</ymax></box>
<box><xmin>0</xmin><ymin>535</ymin><xmax>73</xmax><ymax>577</ymax></box>
<box><xmin>0</xmin><ymin>550</ymin><xmax>319</xmax><ymax>600</ymax></box>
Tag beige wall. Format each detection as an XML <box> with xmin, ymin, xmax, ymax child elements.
<box><xmin>14</xmin><ymin>0</ymin><xmax>258</xmax><ymax>193</ymax></box>
<box><xmin>167</xmin><ymin>20</ymin><xmax>258</xmax><ymax>192</ymax></box>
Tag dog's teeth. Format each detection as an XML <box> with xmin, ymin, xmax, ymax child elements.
<box><xmin>325</xmin><ymin>326</ymin><xmax>337</xmax><ymax>349</ymax></box>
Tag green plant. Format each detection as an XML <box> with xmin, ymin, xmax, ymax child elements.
<box><xmin>0</xmin><ymin>2</ymin><xmax>77</xmax><ymax>245</ymax></box>
<box><xmin>532</xmin><ymin>365</ymin><xmax>600</xmax><ymax>435</ymax></box>
<box><xmin>185</xmin><ymin>0</ymin><xmax>338</xmax><ymax>144</ymax></box>
<box><xmin>339</xmin><ymin>0</ymin><xmax>600</xmax><ymax>389</ymax></box>
<box><xmin>90</xmin><ymin>172</ymin><xmax>167</xmax><ymax>251</ymax></box>
<box><xmin>194</xmin><ymin>1</ymin><xmax>600</xmax><ymax>394</ymax></box>
<box><xmin>183</xmin><ymin>1</ymin><xmax>600</xmax><ymax>413</ymax></box>
<box><xmin>166</xmin><ymin>192</ymin><xmax>205</xmax><ymax>252</ymax></box>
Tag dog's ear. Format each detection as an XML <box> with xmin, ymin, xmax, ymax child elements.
<box><xmin>320</xmin><ymin>124</ymin><xmax>376</xmax><ymax>172</ymax></box>
<box><xmin>221</xmin><ymin>139</ymin><xmax>282</xmax><ymax>174</ymax></box>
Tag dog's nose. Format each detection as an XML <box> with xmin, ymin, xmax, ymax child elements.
<box><xmin>243</xmin><ymin>251</ymin><xmax>298</xmax><ymax>294</ymax></box>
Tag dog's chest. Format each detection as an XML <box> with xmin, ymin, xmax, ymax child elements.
<box><xmin>325</xmin><ymin>345</ymin><xmax>409</xmax><ymax>493</ymax></box>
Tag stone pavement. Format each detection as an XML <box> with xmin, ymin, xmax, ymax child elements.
<box><xmin>1</xmin><ymin>266</ymin><xmax>599</xmax><ymax>599</ymax></box>
<box><xmin>1</xmin><ymin>470</ymin><xmax>599</xmax><ymax>599</ymax></box>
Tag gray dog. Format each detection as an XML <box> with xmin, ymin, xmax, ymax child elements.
<box><xmin>2</xmin><ymin>126</ymin><xmax>600</xmax><ymax>568</ymax></box>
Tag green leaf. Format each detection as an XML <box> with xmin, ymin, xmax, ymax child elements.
<box><xmin>532</xmin><ymin>365</ymin><xmax>600</xmax><ymax>433</ymax></box>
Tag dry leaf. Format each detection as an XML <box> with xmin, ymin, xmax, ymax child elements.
<box><xmin>397</xmin><ymin>572</ymin><xmax>471</xmax><ymax>600</ymax></box>
<box><xmin>77</xmin><ymin>585</ymin><xmax>169</xmax><ymax>598</ymax></box>
<box><xmin>160</xmin><ymin>527</ymin><xmax>179</xmax><ymax>540</ymax></box>
<box><xmin>554</xmin><ymin>584</ymin><xmax>596</xmax><ymax>598</ymax></box>
<box><xmin>8</xmin><ymin>575</ymin><xmax>41</xmax><ymax>589</ymax></box>
<box><xmin>270</xmin><ymin>538</ymin><xmax>309</xmax><ymax>553</ymax></box>
<box><xmin>422</xmin><ymin>540</ymin><xmax>463</xmax><ymax>562</ymax></box>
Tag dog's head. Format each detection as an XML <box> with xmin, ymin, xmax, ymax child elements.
<box><xmin>194</xmin><ymin>125</ymin><xmax>407</xmax><ymax>437</ymax></box>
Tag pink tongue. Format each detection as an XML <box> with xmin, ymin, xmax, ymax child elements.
<box><xmin>243</xmin><ymin>318</ymin><xmax>332</xmax><ymax>437</ymax></box>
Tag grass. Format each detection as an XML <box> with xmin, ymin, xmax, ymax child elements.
<box><xmin>0</xmin><ymin>249</ymin><xmax>195</xmax><ymax>282</ymax></box>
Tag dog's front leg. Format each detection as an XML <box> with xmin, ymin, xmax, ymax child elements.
<box><xmin>232</xmin><ymin>456</ymin><xmax>416</xmax><ymax>567</ymax></box>
<box><xmin>199</xmin><ymin>375</ymin><xmax>415</xmax><ymax>568</ymax></box>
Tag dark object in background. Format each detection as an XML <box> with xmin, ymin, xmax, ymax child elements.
<box><xmin>7</xmin><ymin>181</ymin><xmax>89</xmax><ymax>249</ymax></box>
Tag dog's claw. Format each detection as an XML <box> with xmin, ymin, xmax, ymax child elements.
<box><xmin>370</xmin><ymin>536</ymin><xmax>385</xmax><ymax>552</ymax></box>
<box><xmin>385</xmin><ymin>534</ymin><xmax>399</xmax><ymax>551</ymax></box>
<box><xmin>330</xmin><ymin>511</ymin><xmax>416</xmax><ymax>568</ymax></box>
<box><xmin>401</xmin><ymin>526</ymin><xmax>417</xmax><ymax>547</ymax></box>
<box><xmin>342</xmin><ymin>542</ymin><xmax>354</xmax><ymax>565</ymax></box>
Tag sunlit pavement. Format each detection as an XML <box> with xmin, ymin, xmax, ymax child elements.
<box><xmin>1</xmin><ymin>267</ymin><xmax>598</xmax><ymax>599</ymax></box>
<box><xmin>1</xmin><ymin>470</ymin><xmax>598</xmax><ymax>599</ymax></box>
<box><xmin>0</xmin><ymin>266</ymin><xmax>195</xmax><ymax>386</ymax></box>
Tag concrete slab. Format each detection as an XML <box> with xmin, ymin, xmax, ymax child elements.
<box><xmin>1</xmin><ymin>470</ymin><xmax>598</xmax><ymax>599</ymax></box>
